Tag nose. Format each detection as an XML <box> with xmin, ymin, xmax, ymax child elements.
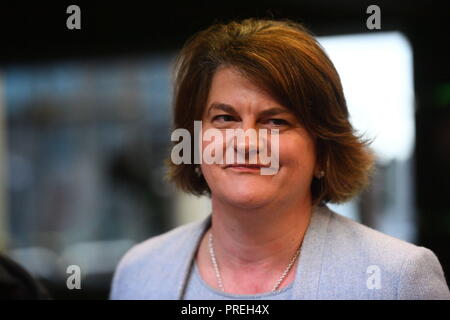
<box><xmin>232</xmin><ymin>120</ymin><xmax>259</xmax><ymax>163</ymax></box>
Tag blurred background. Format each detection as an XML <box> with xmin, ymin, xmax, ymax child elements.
<box><xmin>0</xmin><ymin>1</ymin><xmax>449</xmax><ymax>299</ymax></box>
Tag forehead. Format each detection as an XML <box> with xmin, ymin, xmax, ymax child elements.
<box><xmin>206</xmin><ymin>66</ymin><xmax>285</xmax><ymax>111</ymax></box>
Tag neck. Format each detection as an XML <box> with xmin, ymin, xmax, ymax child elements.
<box><xmin>209</xmin><ymin>194</ymin><xmax>313</xmax><ymax>272</ymax></box>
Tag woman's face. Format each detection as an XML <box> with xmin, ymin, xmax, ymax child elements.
<box><xmin>200</xmin><ymin>66</ymin><xmax>318</xmax><ymax>209</ymax></box>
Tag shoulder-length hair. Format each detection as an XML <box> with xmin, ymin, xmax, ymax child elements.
<box><xmin>167</xmin><ymin>18</ymin><xmax>375</xmax><ymax>206</ymax></box>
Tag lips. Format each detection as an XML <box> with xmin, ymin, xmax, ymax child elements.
<box><xmin>224</xmin><ymin>164</ymin><xmax>270</xmax><ymax>171</ymax></box>
<box><xmin>225</xmin><ymin>164</ymin><xmax>262</xmax><ymax>168</ymax></box>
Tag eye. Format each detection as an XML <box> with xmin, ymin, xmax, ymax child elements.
<box><xmin>212</xmin><ymin>114</ymin><xmax>235</xmax><ymax>122</ymax></box>
<box><xmin>267</xmin><ymin>118</ymin><xmax>289</xmax><ymax>126</ymax></box>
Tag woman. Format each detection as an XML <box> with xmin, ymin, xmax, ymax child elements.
<box><xmin>110</xmin><ymin>18</ymin><xmax>450</xmax><ymax>299</ymax></box>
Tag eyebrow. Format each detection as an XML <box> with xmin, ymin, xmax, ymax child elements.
<box><xmin>207</xmin><ymin>102</ymin><xmax>291</xmax><ymax>118</ymax></box>
<box><xmin>207</xmin><ymin>103</ymin><xmax>237</xmax><ymax>116</ymax></box>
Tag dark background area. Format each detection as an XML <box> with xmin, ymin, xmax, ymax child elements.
<box><xmin>1</xmin><ymin>1</ymin><xmax>449</xmax><ymax>299</ymax></box>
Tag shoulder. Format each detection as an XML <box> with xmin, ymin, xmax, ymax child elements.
<box><xmin>396</xmin><ymin>242</ymin><xmax>450</xmax><ymax>299</ymax></box>
<box><xmin>110</xmin><ymin>217</ymin><xmax>209</xmax><ymax>299</ymax></box>
<box><xmin>118</xmin><ymin>219</ymin><xmax>204</xmax><ymax>268</ymax></box>
<box><xmin>319</xmin><ymin>206</ymin><xmax>450</xmax><ymax>299</ymax></box>
<box><xmin>327</xmin><ymin>209</ymin><xmax>419</xmax><ymax>259</ymax></box>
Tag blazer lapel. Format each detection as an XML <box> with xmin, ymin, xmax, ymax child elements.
<box><xmin>175</xmin><ymin>214</ymin><xmax>212</xmax><ymax>299</ymax></box>
<box><xmin>291</xmin><ymin>204</ymin><xmax>332</xmax><ymax>299</ymax></box>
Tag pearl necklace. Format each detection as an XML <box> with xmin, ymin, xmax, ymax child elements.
<box><xmin>207</xmin><ymin>231</ymin><xmax>302</xmax><ymax>293</ymax></box>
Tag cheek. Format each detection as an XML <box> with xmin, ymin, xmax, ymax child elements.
<box><xmin>278</xmin><ymin>135</ymin><xmax>316</xmax><ymax>173</ymax></box>
<box><xmin>200</xmin><ymin>127</ymin><xmax>228</xmax><ymax>162</ymax></box>
<box><xmin>200</xmin><ymin>162</ymin><xmax>219</xmax><ymax>179</ymax></box>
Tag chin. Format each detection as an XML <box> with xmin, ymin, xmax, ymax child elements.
<box><xmin>219</xmin><ymin>185</ymin><xmax>274</xmax><ymax>209</ymax></box>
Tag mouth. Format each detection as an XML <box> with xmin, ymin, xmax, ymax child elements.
<box><xmin>224</xmin><ymin>164</ymin><xmax>270</xmax><ymax>172</ymax></box>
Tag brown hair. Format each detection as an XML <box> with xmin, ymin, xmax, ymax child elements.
<box><xmin>167</xmin><ymin>18</ymin><xmax>375</xmax><ymax>206</ymax></box>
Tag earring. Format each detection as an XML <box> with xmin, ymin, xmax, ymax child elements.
<box><xmin>317</xmin><ymin>170</ymin><xmax>325</xmax><ymax>179</ymax></box>
<box><xmin>195</xmin><ymin>165</ymin><xmax>202</xmax><ymax>177</ymax></box>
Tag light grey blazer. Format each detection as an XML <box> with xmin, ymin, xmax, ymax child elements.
<box><xmin>110</xmin><ymin>204</ymin><xmax>450</xmax><ymax>299</ymax></box>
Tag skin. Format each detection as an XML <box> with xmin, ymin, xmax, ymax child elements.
<box><xmin>196</xmin><ymin>66</ymin><xmax>322</xmax><ymax>294</ymax></box>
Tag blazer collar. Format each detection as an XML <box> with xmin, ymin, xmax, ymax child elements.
<box><xmin>175</xmin><ymin>204</ymin><xmax>332</xmax><ymax>299</ymax></box>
